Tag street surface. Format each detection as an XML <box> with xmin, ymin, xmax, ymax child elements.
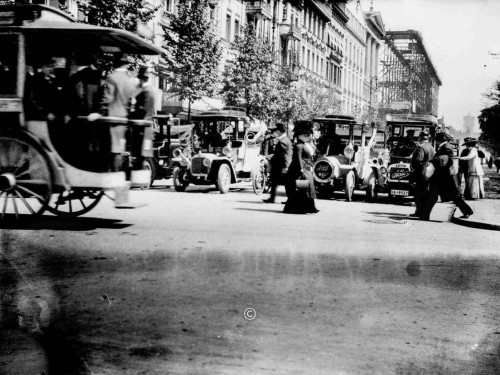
<box><xmin>2</xmin><ymin>181</ymin><xmax>500</xmax><ymax>374</ymax></box>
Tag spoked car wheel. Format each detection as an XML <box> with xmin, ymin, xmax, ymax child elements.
<box><xmin>252</xmin><ymin>166</ymin><xmax>267</xmax><ymax>195</ymax></box>
<box><xmin>46</xmin><ymin>189</ymin><xmax>104</xmax><ymax>217</ymax></box>
<box><xmin>0</xmin><ymin>136</ymin><xmax>53</xmax><ymax>219</ymax></box>
<box><xmin>217</xmin><ymin>164</ymin><xmax>231</xmax><ymax>194</ymax></box>
<box><xmin>344</xmin><ymin>170</ymin><xmax>356</xmax><ymax>202</ymax></box>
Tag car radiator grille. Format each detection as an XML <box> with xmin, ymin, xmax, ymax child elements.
<box><xmin>191</xmin><ymin>158</ymin><xmax>208</xmax><ymax>174</ymax></box>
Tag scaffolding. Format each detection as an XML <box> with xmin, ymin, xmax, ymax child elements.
<box><xmin>378</xmin><ymin>30</ymin><xmax>441</xmax><ymax>117</ymax></box>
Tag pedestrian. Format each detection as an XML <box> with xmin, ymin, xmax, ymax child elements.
<box><xmin>457</xmin><ymin>138</ymin><xmax>471</xmax><ymax>197</ymax></box>
<box><xmin>420</xmin><ymin>132</ymin><xmax>473</xmax><ymax>220</ymax></box>
<box><xmin>96</xmin><ymin>53</ymin><xmax>137</xmax><ymax>172</ymax></box>
<box><xmin>458</xmin><ymin>137</ymin><xmax>485</xmax><ymax>199</ymax></box>
<box><xmin>487</xmin><ymin>156</ymin><xmax>493</xmax><ymax>169</ymax></box>
<box><xmin>263</xmin><ymin>123</ymin><xmax>293</xmax><ymax>203</ymax></box>
<box><xmin>495</xmin><ymin>158</ymin><xmax>500</xmax><ymax>174</ymax></box>
<box><xmin>129</xmin><ymin>66</ymin><xmax>156</xmax><ymax>170</ymax></box>
<box><xmin>283</xmin><ymin>121</ymin><xmax>319</xmax><ymax>214</ymax></box>
<box><xmin>409</xmin><ymin>131</ymin><xmax>435</xmax><ymax>217</ymax></box>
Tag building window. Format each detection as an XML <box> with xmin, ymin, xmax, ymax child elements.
<box><xmin>234</xmin><ymin>19</ymin><xmax>240</xmax><ymax>40</ymax></box>
<box><xmin>225</xmin><ymin>14</ymin><xmax>231</xmax><ymax>40</ymax></box>
<box><xmin>307</xmin><ymin>50</ymin><xmax>310</xmax><ymax>69</ymax></box>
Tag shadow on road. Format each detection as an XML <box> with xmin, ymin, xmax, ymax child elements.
<box><xmin>234</xmin><ymin>207</ymin><xmax>283</xmax><ymax>214</ymax></box>
<box><xmin>0</xmin><ymin>215</ymin><xmax>130</xmax><ymax>231</ymax></box>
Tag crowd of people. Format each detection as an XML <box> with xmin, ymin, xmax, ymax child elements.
<box><xmin>409</xmin><ymin>132</ymin><xmax>488</xmax><ymax>220</ymax></box>
<box><xmin>24</xmin><ymin>53</ymin><xmax>154</xmax><ymax>172</ymax></box>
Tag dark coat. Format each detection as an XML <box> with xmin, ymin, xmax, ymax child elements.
<box><xmin>411</xmin><ymin>141</ymin><xmax>435</xmax><ymax>182</ymax></box>
<box><xmin>65</xmin><ymin>66</ymin><xmax>103</xmax><ymax>117</ymax></box>
<box><xmin>270</xmin><ymin>135</ymin><xmax>293</xmax><ymax>176</ymax></box>
<box><xmin>430</xmin><ymin>142</ymin><xmax>459</xmax><ymax>202</ymax></box>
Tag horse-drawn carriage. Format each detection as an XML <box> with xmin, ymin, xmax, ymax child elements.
<box><xmin>0</xmin><ymin>4</ymin><xmax>162</xmax><ymax>219</ymax></box>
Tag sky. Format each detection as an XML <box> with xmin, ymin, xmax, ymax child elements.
<box><xmin>359</xmin><ymin>0</ymin><xmax>500</xmax><ymax>131</ymax></box>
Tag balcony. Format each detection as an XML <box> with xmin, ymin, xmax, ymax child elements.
<box><xmin>245</xmin><ymin>0</ymin><xmax>273</xmax><ymax>19</ymax></box>
<box><xmin>279</xmin><ymin>22</ymin><xmax>302</xmax><ymax>40</ymax></box>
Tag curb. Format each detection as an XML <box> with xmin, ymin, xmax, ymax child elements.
<box><xmin>450</xmin><ymin>216</ymin><xmax>500</xmax><ymax>231</ymax></box>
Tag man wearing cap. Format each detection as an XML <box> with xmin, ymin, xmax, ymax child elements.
<box><xmin>264</xmin><ymin>123</ymin><xmax>293</xmax><ymax>203</ymax></box>
<box><xmin>410</xmin><ymin>131</ymin><xmax>435</xmax><ymax>217</ymax></box>
<box><xmin>99</xmin><ymin>54</ymin><xmax>137</xmax><ymax>171</ymax></box>
<box><xmin>420</xmin><ymin>132</ymin><xmax>473</xmax><ymax>220</ymax></box>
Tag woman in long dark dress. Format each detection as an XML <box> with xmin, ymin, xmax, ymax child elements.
<box><xmin>284</xmin><ymin>122</ymin><xmax>319</xmax><ymax>214</ymax></box>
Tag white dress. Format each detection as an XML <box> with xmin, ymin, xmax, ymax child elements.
<box><xmin>460</xmin><ymin>147</ymin><xmax>484</xmax><ymax>199</ymax></box>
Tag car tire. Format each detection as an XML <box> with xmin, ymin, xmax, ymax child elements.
<box><xmin>173</xmin><ymin>167</ymin><xmax>188</xmax><ymax>192</ymax></box>
<box><xmin>366</xmin><ymin>171</ymin><xmax>377</xmax><ymax>201</ymax></box>
<box><xmin>142</xmin><ymin>158</ymin><xmax>156</xmax><ymax>189</ymax></box>
<box><xmin>217</xmin><ymin>164</ymin><xmax>231</xmax><ymax>194</ymax></box>
<box><xmin>345</xmin><ymin>170</ymin><xmax>355</xmax><ymax>202</ymax></box>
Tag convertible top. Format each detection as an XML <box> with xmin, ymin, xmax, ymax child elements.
<box><xmin>0</xmin><ymin>4</ymin><xmax>163</xmax><ymax>55</ymax></box>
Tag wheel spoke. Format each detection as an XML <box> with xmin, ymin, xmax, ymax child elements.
<box><xmin>2</xmin><ymin>192</ymin><xmax>9</xmax><ymax>218</ymax></box>
<box><xmin>17</xmin><ymin>179</ymin><xmax>50</xmax><ymax>186</ymax></box>
<box><xmin>69</xmin><ymin>199</ymin><xmax>73</xmax><ymax>213</ymax></box>
<box><xmin>15</xmin><ymin>189</ymin><xmax>35</xmax><ymax>215</ymax></box>
<box><xmin>79</xmin><ymin>198</ymin><xmax>87</xmax><ymax>209</ymax></box>
<box><xmin>16</xmin><ymin>184</ymin><xmax>46</xmax><ymax>201</ymax></box>
<box><xmin>11</xmin><ymin>193</ymin><xmax>19</xmax><ymax>219</ymax></box>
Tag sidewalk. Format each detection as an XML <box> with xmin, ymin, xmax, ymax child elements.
<box><xmin>451</xmin><ymin>199</ymin><xmax>500</xmax><ymax>231</ymax></box>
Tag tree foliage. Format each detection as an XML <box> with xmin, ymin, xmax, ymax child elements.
<box><xmin>479</xmin><ymin>80</ymin><xmax>500</xmax><ymax>156</ymax></box>
<box><xmin>222</xmin><ymin>25</ymin><xmax>281</xmax><ymax>119</ymax></box>
<box><xmin>162</xmin><ymin>0</ymin><xmax>221</xmax><ymax>116</ymax></box>
<box><xmin>78</xmin><ymin>0</ymin><xmax>157</xmax><ymax>31</ymax></box>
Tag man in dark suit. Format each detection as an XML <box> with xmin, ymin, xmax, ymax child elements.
<box><xmin>420</xmin><ymin>132</ymin><xmax>473</xmax><ymax>220</ymax></box>
<box><xmin>264</xmin><ymin>123</ymin><xmax>293</xmax><ymax>203</ymax></box>
<box><xmin>410</xmin><ymin>131</ymin><xmax>435</xmax><ymax>217</ymax></box>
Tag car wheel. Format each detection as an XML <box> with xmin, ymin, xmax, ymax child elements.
<box><xmin>366</xmin><ymin>171</ymin><xmax>377</xmax><ymax>201</ymax></box>
<box><xmin>252</xmin><ymin>166</ymin><xmax>266</xmax><ymax>195</ymax></box>
<box><xmin>345</xmin><ymin>170</ymin><xmax>355</xmax><ymax>202</ymax></box>
<box><xmin>173</xmin><ymin>167</ymin><xmax>188</xmax><ymax>192</ymax></box>
<box><xmin>217</xmin><ymin>164</ymin><xmax>231</xmax><ymax>194</ymax></box>
<box><xmin>142</xmin><ymin>158</ymin><xmax>156</xmax><ymax>189</ymax></box>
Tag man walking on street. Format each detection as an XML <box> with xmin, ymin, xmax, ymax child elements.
<box><xmin>264</xmin><ymin>123</ymin><xmax>293</xmax><ymax>203</ymax></box>
<box><xmin>410</xmin><ymin>131</ymin><xmax>435</xmax><ymax>217</ymax></box>
<box><xmin>420</xmin><ymin>132</ymin><xmax>473</xmax><ymax>220</ymax></box>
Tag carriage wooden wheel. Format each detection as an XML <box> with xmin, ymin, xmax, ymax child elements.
<box><xmin>0</xmin><ymin>135</ymin><xmax>53</xmax><ymax>219</ymax></box>
<box><xmin>46</xmin><ymin>189</ymin><xmax>104</xmax><ymax>217</ymax></box>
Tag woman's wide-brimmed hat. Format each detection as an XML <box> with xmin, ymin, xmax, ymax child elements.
<box><xmin>462</xmin><ymin>137</ymin><xmax>478</xmax><ymax>146</ymax></box>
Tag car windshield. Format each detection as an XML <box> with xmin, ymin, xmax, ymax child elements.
<box><xmin>315</xmin><ymin>123</ymin><xmax>349</xmax><ymax>156</ymax></box>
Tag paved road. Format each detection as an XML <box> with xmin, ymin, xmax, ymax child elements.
<box><xmin>2</xmin><ymin>182</ymin><xmax>500</xmax><ymax>374</ymax></box>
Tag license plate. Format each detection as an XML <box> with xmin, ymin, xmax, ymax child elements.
<box><xmin>391</xmin><ymin>189</ymin><xmax>409</xmax><ymax>196</ymax></box>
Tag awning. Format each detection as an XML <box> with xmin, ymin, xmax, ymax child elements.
<box><xmin>162</xmin><ymin>92</ymin><xmax>224</xmax><ymax>115</ymax></box>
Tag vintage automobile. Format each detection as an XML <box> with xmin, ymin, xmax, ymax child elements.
<box><xmin>172</xmin><ymin>107</ymin><xmax>267</xmax><ymax>193</ymax></box>
<box><xmin>312</xmin><ymin>115</ymin><xmax>388</xmax><ymax>201</ymax></box>
<box><xmin>384</xmin><ymin>115</ymin><xmax>438</xmax><ymax>199</ymax></box>
<box><xmin>0</xmin><ymin>4</ymin><xmax>161</xmax><ymax>219</ymax></box>
<box><xmin>130</xmin><ymin>115</ymin><xmax>194</xmax><ymax>188</ymax></box>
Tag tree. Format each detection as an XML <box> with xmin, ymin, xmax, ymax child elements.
<box><xmin>222</xmin><ymin>24</ymin><xmax>281</xmax><ymax>120</ymax></box>
<box><xmin>479</xmin><ymin>80</ymin><xmax>500</xmax><ymax>157</ymax></box>
<box><xmin>162</xmin><ymin>0</ymin><xmax>221</xmax><ymax>120</ymax></box>
<box><xmin>77</xmin><ymin>0</ymin><xmax>157</xmax><ymax>31</ymax></box>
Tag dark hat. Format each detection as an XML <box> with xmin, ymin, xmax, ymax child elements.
<box><xmin>462</xmin><ymin>137</ymin><xmax>477</xmax><ymax>146</ymax></box>
<box><xmin>419</xmin><ymin>131</ymin><xmax>429</xmax><ymax>139</ymax></box>
<box><xmin>114</xmin><ymin>53</ymin><xmax>130</xmax><ymax>66</ymax></box>
<box><xmin>436</xmin><ymin>132</ymin><xmax>452</xmax><ymax>142</ymax></box>
<box><xmin>274</xmin><ymin>123</ymin><xmax>286</xmax><ymax>133</ymax></box>
<box><xmin>406</xmin><ymin>129</ymin><xmax>416</xmax><ymax>134</ymax></box>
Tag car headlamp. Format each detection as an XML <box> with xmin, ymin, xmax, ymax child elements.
<box><xmin>180</xmin><ymin>158</ymin><xmax>188</xmax><ymax>167</ymax></box>
<box><xmin>344</xmin><ymin>144</ymin><xmax>355</xmax><ymax>159</ymax></box>
<box><xmin>172</xmin><ymin>148</ymin><xmax>182</xmax><ymax>158</ymax></box>
<box><xmin>202</xmin><ymin>158</ymin><xmax>211</xmax><ymax>167</ymax></box>
<box><xmin>222</xmin><ymin>146</ymin><xmax>232</xmax><ymax>157</ymax></box>
<box><xmin>380</xmin><ymin>167</ymin><xmax>387</xmax><ymax>175</ymax></box>
<box><xmin>183</xmin><ymin>147</ymin><xmax>191</xmax><ymax>157</ymax></box>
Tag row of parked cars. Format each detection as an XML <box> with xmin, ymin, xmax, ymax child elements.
<box><xmin>142</xmin><ymin>108</ymin><xmax>440</xmax><ymax>201</ymax></box>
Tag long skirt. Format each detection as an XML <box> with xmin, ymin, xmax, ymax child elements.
<box><xmin>284</xmin><ymin>169</ymin><xmax>318</xmax><ymax>214</ymax></box>
<box><xmin>466</xmin><ymin>175</ymin><xmax>485</xmax><ymax>199</ymax></box>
